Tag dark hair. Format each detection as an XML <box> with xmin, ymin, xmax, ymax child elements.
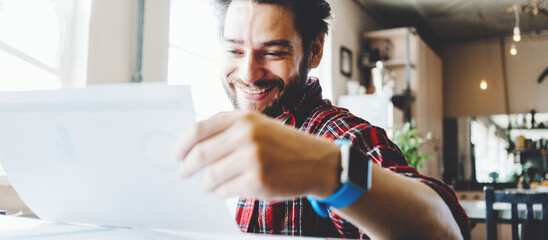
<box><xmin>214</xmin><ymin>0</ymin><xmax>331</xmax><ymax>53</ymax></box>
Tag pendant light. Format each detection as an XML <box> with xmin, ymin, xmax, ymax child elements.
<box><xmin>480</xmin><ymin>79</ymin><xmax>488</xmax><ymax>90</ymax></box>
<box><xmin>510</xmin><ymin>42</ymin><xmax>517</xmax><ymax>55</ymax></box>
<box><xmin>513</xmin><ymin>5</ymin><xmax>521</xmax><ymax>42</ymax></box>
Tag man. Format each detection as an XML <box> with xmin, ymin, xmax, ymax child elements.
<box><xmin>176</xmin><ymin>0</ymin><xmax>470</xmax><ymax>239</ymax></box>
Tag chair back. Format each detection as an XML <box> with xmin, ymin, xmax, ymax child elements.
<box><xmin>484</xmin><ymin>186</ymin><xmax>548</xmax><ymax>240</ymax></box>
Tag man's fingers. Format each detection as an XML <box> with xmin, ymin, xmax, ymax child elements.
<box><xmin>178</xmin><ymin>125</ymin><xmax>243</xmax><ymax>178</ymax></box>
<box><xmin>201</xmin><ymin>148</ymin><xmax>256</xmax><ymax>191</ymax></box>
<box><xmin>212</xmin><ymin>172</ymin><xmax>259</xmax><ymax>198</ymax></box>
<box><xmin>175</xmin><ymin>111</ymin><xmax>242</xmax><ymax>162</ymax></box>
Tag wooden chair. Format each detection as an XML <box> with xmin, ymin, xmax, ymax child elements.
<box><xmin>484</xmin><ymin>186</ymin><xmax>548</xmax><ymax>240</ymax></box>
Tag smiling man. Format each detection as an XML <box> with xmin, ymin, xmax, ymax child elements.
<box><xmin>176</xmin><ymin>0</ymin><xmax>470</xmax><ymax>239</ymax></box>
<box><xmin>220</xmin><ymin>1</ymin><xmax>313</xmax><ymax>118</ymax></box>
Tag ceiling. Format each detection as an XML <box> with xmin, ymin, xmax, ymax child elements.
<box><xmin>354</xmin><ymin>0</ymin><xmax>548</xmax><ymax>50</ymax></box>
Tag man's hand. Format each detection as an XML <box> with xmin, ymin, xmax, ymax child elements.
<box><xmin>175</xmin><ymin>111</ymin><xmax>464</xmax><ymax>239</ymax></box>
<box><xmin>175</xmin><ymin>111</ymin><xmax>340</xmax><ymax>200</ymax></box>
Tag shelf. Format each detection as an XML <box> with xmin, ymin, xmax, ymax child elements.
<box><xmin>391</xmin><ymin>93</ymin><xmax>415</xmax><ymax>110</ymax></box>
<box><xmin>508</xmin><ymin>128</ymin><xmax>548</xmax><ymax>140</ymax></box>
<box><xmin>363</xmin><ymin>27</ymin><xmax>416</xmax><ymax>39</ymax></box>
<box><xmin>514</xmin><ymin>149</ymin><xmax>542</xmax><ymax>153</ymax></box>
<box><xmin>362</xmin><ymin>59</ymin><xmax>415</xmax><ymax>68</ymax></box>
<box><xmin>513</xmin><ymin>149</ymin><xmax>548</xmax><ymax>158</ymax></box>
<box><xmin>510</xmin><ymin>128</ymin><xmax>548</xmax><ymax>131</ymax></box>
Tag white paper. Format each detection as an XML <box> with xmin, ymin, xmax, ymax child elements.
<box><xmin>0</xmin><ymin>215</ymin><xmax>327</xmax><ymax>240</ymax></box>
<box><xmin>0</xmin><ymin>83</ymin><xmax>240</xmax><ymax>235</ymax></box>
<box><xmin>0</xmin><ymin>215</ymin><xmax>192</xmax><ymax>239</ymax></box>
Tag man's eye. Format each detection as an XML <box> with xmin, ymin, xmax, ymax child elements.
<box><xmin>265</xmin><ymin>52</ymin><xmax>289</xmax><ymax>57</ymax></box>
<box><xmin>227</xmin><ymin>50</ymin><xmax>242</xmax><ymax>55</ymax></box>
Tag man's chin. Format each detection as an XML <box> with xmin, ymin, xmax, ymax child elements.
<box><xmin>236</xmin><ymin>101</ymin><xmax>271</xmax><ymax>113</ymax></box>
<box><xmin>230</xmin><ymin>99</ymin><xmax>278</xmax><ymax>117</ymax></box>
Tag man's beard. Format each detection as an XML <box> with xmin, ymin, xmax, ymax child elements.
<box><xmin>222</xmin><ymin>59</ymin><xmax>310</xmax><ymax>118</ymax></box>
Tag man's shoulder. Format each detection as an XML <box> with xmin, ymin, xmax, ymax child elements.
<box><xmin>302</xmin><ymin>99</ymin><xmax>406</xmax><ymax>166</ymax></box>
<box><xmin>309</xmin><ymin>100</ymin><xmax>363</xmax><ymax>122</ymax></box>
<box><xmin>301</xmin><ymin>99</ymin><xmax>385</xmax><ymax>136</ymax></box>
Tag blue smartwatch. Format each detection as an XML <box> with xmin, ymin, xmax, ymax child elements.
<box><xmin>307</xmin><ymin>139</ymin><xmax>372</xmax><ymax>218</ymax></box>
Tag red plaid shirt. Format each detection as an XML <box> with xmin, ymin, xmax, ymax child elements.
<box><xmin>235</xmin><ymin>78</ymin><xmax>471</xmax><ymax>239</ymax></box>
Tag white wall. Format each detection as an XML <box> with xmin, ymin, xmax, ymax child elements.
<box><xmin>87</xmin><ymin>0</ymin><xmax>138</xmax><ymax>85</ymax></box>
<box><xmin>327</xmin><ymin>0</ymin><xmax>381</xmax><ymax>104</ymax></box>
<box><xmin>141</xmin><ymin>0</ymin><xmax>170</xmax><ymax>83</ymax></box>
<box><xmin>443</xmin><ymin>35</ymin><xmax>548</xmax><ymax>117</ymax></box>
<box><xmin>86</xmin><ymin>0</ymin><xmax>169</xmax><ymax>85</ymax></box>
<box><xmin>504</xmin><ymin>36</ymin><xmax>548</xmax><ymax>114</ymax></box>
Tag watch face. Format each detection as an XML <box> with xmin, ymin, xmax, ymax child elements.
<box><xmin>347</xmin><ymin>146</ymin><xmax>372</xmax><ymax>191</ymax></box>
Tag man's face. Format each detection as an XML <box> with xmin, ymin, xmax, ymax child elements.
<box><xmin>221</xmin><ymin>1</ymin><xmax>308</xmax><ymax>115</ymax></box>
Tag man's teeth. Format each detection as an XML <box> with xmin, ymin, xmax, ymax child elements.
<box><xmin>242</xmin><ymin>88</ymin><xmax>269</xmax><ymax>94</ymax></box>
<box><xmin>237</xmin><ymin>84</ymin><xmax>272</xmax><ymax>95</ymax></box>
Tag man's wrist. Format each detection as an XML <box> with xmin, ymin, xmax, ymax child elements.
<box><xmin>310</xmin><ymin>140</ymin><xmax>341</xmax><ymax>199</ymax></box>
<box><xmin>308</xmin><ymin>139</ymin><xmax>372</xmax><ymax>218</ymax></box>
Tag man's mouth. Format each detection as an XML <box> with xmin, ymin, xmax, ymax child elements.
<box><xmin>234</xmin><ymin>82</ymin><xmax>276</xmax><ymax>96</ymax></box>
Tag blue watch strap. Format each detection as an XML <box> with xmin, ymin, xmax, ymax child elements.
<box><xmin>307</xmin><ymin>196</ymin><xmax>330</xmax><ymax>218</ymax></box>
<box><xmin>307</xmin><ymin>140</ymin><xmax>366</xmax><ymax>218</ymax></box>
<box><xmin>307</xmin><ymin>182</ymin><xmax>366</xmax><ymax>218</ymax></box>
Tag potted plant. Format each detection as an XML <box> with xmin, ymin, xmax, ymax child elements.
<box><xmin>392</xmin><ymin>122</ymin><xmax>432</xmax><ymax>170</ymax></box>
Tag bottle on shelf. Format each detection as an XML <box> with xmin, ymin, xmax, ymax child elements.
<box><xmin>517</xmin><ymin>135</ymin><xmax>526</xmax><ymax>149</ymax></box>
<box><xmin>530</xmin><ymin>109</ymin><xmax>536</xmax><ymax>128</ymax></box>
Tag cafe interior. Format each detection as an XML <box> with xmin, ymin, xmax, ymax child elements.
<box><xmin>0</xmin><ymin>0</ymin><xmax>547</xmax><ymax>239</ymax></box>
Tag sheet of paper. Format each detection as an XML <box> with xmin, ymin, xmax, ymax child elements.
<box><xmin>0</xmin><ymin>215</ymin><xmax>193</xmax><ymax>239</ymax></box>
<box><xmin>0</xmin><ymin>83</ymin><xmax>241</xmax><ymax>235</ymax></box>
<box><xmin>0</xmin><ymin>216</ymin><xmax>327</xmax><ymax>240</ymax></box>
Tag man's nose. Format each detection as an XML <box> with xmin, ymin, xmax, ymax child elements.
<box><xmin>238</xmin><ymin>53</ymin><xmax>265</xmax><ymax>83</ymax></box>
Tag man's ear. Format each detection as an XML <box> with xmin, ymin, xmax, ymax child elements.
<box><xmin>308</xmin><ymin>34</ymin><xmax>325</xmax><ymax>69</ymax></box>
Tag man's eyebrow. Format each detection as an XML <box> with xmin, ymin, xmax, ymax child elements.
<box><xmin>262</xmin><ymin>40</ymin><xmax>291</xmax><ymax>48</ymax></box>
<box><xmin>223</xmin><ymin>38</ymin><xmax>292</xmax><ymax>48</ymax></box>
<box><xmin>224</xmin><ymin>38</ymin><xmax>244</xmax><ymax>44</ymax></box>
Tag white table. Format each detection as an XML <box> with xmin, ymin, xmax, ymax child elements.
<box><xmin>0</xmin><ymin>215</ymin><xmax>328</xmax><ymax>240</ymax></box>
<box><xmin>460</xmin><ymin>200</ymin><xmax>544</xmax><ymax>222</ymax></box>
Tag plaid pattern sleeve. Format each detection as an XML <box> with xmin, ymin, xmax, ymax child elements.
<box><xmin>235</xmin><ymin>78</ymin><xmax>471</xmax><ymax>239</ymax></box>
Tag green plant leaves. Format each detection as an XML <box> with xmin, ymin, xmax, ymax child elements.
<box><xmin>392</xmin><ymin>122</ymin><xmax>432</xmax><ymax>170</ymax></box>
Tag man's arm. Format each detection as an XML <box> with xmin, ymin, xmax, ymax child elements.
<box><xmin>176</xmin><ymin>111</ymin><xmax>464</xmax><ymax>239</ymax></box>
<box><xmin>326</xmin><ymin>164</ymin><xmax>463</xmax><ymax>240</ymax></box>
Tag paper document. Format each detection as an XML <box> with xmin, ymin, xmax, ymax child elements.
<box><xmin>0</xmin><ymin>215</ymin><xmax>327</xmax><ymax>240</ymax></box>
<box><xmin>0</xmin><ymin>83</ymin><xmax>240</xmax><ymax>234</ymax></box>
<box><xmin>0</xmin><ymin>215</ymin><xmax>189</xmax><ymax>240</ymax></box>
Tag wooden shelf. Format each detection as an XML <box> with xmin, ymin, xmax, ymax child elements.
<box><xmin>391</xmin><ymin>92</ymin><xmax>415</xmax><ymax>113</ymax></box>
<box><xmin>514</xmin><ymin>149</ymin><xmax>542</xmax><ymax>154</ymax></box>
<box><xmin>510</xmin><ymin>128</ymin><xmax>548</xmax><ymax>131</ymax></box>
<box><xmin>363</xmin><ymin>27</ymin><xmax>416</xmax><ymax>39</ymax></box>
<box><xmin>362</xmin><ymin>59</ymin><xmax>415</xmax><ymax>68</ymax></box>
<box><xmin>361</xmin><ymin>27</ymin><xmax>443</xmax><ymax>178</ymax></box>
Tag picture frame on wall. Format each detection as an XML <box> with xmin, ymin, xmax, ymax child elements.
<box><xmin>340</xmin><ymin>47</ymin><xmax>353</xmax><ymax>78</ymax></box>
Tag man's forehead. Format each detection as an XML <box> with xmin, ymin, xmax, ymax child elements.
<box><xmin>223</xmin><ymin>0</ymin><xmax>301</xmax><ymax>46</ymax></box>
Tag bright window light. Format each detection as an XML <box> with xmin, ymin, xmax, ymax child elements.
<box><xmin>0</xmin><ymin>0</ymin><xmax>90</xmax><ymax>178</ymax></box>
<box><xmin>472</xmin><ymin>119</ymin><xmax>516</xmax><ymax>183</ymax></box>
<box><xmin>0</xmin><ymin>0</ymin><xmax>61</xmax><ymax>91</ymax></box>
<box><xmin>168</xmin><ymin>0</ymin><xmax>233</xmax><ymax>120</ymax></box>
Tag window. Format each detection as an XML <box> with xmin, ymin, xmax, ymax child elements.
<box><xmin>0</xmin><ymin>0</ymin><xmax>91</xmax><ymax>181</ymax></box>
<box><xmin>0</xmin><ymin>0</ymin><xmax>61</xmax><ymax>91</ymax></box>
<box><xmin>168</xmin><ymin>0</ymin><xmax>232</xmax><ymax>119</ymax></box>
<box><xmin>472</xmin><ymin>119</ymin><xmax>516</xmax><ymax>183</ymax></box>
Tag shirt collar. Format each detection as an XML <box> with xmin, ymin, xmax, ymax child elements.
<box><xmin>277</xmin><ymin>77</ymin><xmax>324</xmax><ymax>126</ymax></box>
